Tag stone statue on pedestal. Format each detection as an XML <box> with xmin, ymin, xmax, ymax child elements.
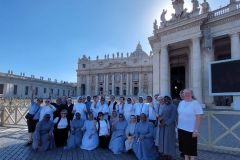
<box><xmin>191</xmin><ymin>0</ymin><xmax>200</xmax><ymax>16</ymax></box>
<box><xmin>192</xmin><ymin>0</ymin><xmax>199</xmax><ymax>11</ymax></box>
<box><xmin>153</xmin><ymin>19</ymin><xmax>158</xmax><ymax>33</ymax></box>
<box><xmin>161</xmin><ymin>9</ymin><xmax>167</xmax><ymax>23</ymax></box>
<box><xmin>230</xmin><ymin>0</ymin><xmax>237</xmax><ymax>4</ymax></box>
<box><xmin>160</xmin><ymin>10</ymin><xmax>167</xmax><ymax>26</ymax></box>
<box><xmin>172</xmin><ymin>0</ymin><xmax>184</xmax><ymax>16</ymax></box>
<box><xmin>201</xmin><ymin>0</ymin><xmax>210</xmax><ymax>14</ymax></box>
<box><xmin>171</xmin><ymin>0</ymin><xmax>188</xmax><ymax>20</ymax></box>
<box><xmin>229</xmin><ymin>0</ymin><xmax>237</xmax><ymax>11</ymax></box>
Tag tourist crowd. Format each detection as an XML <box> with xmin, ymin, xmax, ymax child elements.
<box><xmin>26</xmin><ymin>88</ymin><xmax>203</xmax><ymax>160</ymax></box>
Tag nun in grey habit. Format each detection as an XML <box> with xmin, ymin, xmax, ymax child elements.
<box><xmin>157</xmin><ymin>96</ymin><xmax>177</xmax><ymax>159</ymax></box>
<box><xmin>32</xmin><ymin>114</ymin><xmax>55</xmax><ymax>151</ymax></box>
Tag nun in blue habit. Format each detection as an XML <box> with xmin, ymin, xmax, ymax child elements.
<box><xmin>32</xmin><ymin>114</ymin><xmax>55</xmax><ymax>151</ymax></box>
<box><xmin>132</xmin><ymin>113</ymin><xmax>158</xmax><ymax>160</ymax></box>
<box><xmin>80</xmin><ymin>112</ymin><xmax>99</xmax><ymax>150</ymax></box>
<box><xmin>109</xmin><ymin>114</ymin><xmax>128</xmax><ymax>154</ymax></box>
<box><xmin>64</xmin><ymin>112</ymin><xmax>84</xmax><ymax>149</ymax></box>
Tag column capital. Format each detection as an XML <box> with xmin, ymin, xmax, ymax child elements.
<box><xmin>229</xmin><ymin>32</ymin><xmax>239</xmax><ymax>38</ymax></box>
<box><xmin>192</xmin><ymin>36</ymin><xmax>201</xmax><ymax>42</ymax></box>
<box><xmin>160</xmin><ymin>44</ymin><xmax>169</xmax><ymax>49</ymax></box>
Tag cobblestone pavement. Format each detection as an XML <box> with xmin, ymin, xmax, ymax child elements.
<box><xmin>0</xmin><ymin>125</ymin><xmax>239</xmax><ymax>160</ymax></box>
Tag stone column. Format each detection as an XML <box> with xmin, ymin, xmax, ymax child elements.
<box><xmin>95</xmin><ymin>74</ymin><xmax>98</xmax><ymax>95</ymax></box>
<box><xmin>231</xmin><ymin>33</ymin><xmax>240</xmax><ymax>59</ymax></box>
<box><xmin>120</xmin><ymin>73</ymin><xmax>123</xmax><ymax>95</ymax></box>
<box><xmin>160</xmin><ymin>45</ymin><xmax>170</xmax><ymax>96</ymax></box>
<box><xmin>106</xmin><ymin>74</ymin><xmax>109</xmax><ymax>95</ymax></box>
<box><xmin>77</xmin><ymin>74</ymin><xmax>81</xmax><ymax>96</ymax></box>
<box><xmin>126</xmin><ymin>73</ymin><xmax>129</xmax><ymax>96</ymax></box>
<box><xmin>152</xmin><ymin>44</ymin><xmax>161</xmax><ymax>95</ymax></box>
<box><xmin>103</xmin><ymin>74</ymin><xmax>106</xmax><ymax>95</ymax></box>
<box><xmin>86</xmin><ymin>75</ymin><xmax>90</xmax><ymax>95</ymax></box>
<box><xmin>192</xmin><ymin>37</ymin><xmax>203</xmax><ymax>102</ymax></box>
<box><xmin>138</xmin><ymin>73</ymin><xmax>142</xmax><ymax>96</ymax></box>
<box><xmin>112</xmin><ymin>74</ymin><xmax>114</xmax><ymax>95</ymax></box>
<box><xmin>129</xmin><ymin>73</ymin><xmax>133</xmax><ymax>96</ymax></box>
<box><xmin>203</xmin><ymin>48</ymin><xmax>214</xmax><ymax>106</ymax></box>
<box><xmin>230</xmin><ymin>33</ymin><xmax>240</xmax><ymax>110</ymax></box>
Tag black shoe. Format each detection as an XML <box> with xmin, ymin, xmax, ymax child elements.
<box><xmin>25</xmin><ymin>142</ymin><xmax>32</xmax><ymax>146</ymax></box>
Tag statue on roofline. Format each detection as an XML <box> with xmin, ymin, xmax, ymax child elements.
<box><xmin>192</xmin><ymin>0</ymin><xmax>199</xmax><ymax>12</ymax></box>
<box><xmin>201</xmin><ymin>0</ymin><xmax>210</xmax><ymax>14</ymax></box>
<box><xmin>161</xmin><ymin>9</ymin><xmax>167</xmax><ymax>23</ymax></box>
<box><xmin>153</xmin><ymin>19</ymin><xmax>158</xmax><ymax>32</ymax></box>
<box><xmin>171</xmin><ymin>0</ymin><xmax>188</xmax><ymax>20</ymax></box>
<box><xmin>230</xmin><ymin>0</ymin><xmax>237</xmax><ymax>4</ymax></box>
<box><xmin>172</xmin><ymin>0</ymin><xmax>184</xmax><ymax>16</ymax></box>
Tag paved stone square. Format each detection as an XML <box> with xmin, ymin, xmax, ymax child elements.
<box><xmin>0</xmin><ymin>125</ymin><xmax>239</xmax><ymax>160</ymax></box>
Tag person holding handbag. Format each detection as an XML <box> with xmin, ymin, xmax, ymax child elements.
<box><xmin>26</xmin><ymin>89</ymin><xmax>43</xmax><ymax>146</ymax></box>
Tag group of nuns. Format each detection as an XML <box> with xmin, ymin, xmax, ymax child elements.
<box><xmin>29</xmin><ymin>94</ymin><xmax>178</xmax><ymax>160</ymax></box>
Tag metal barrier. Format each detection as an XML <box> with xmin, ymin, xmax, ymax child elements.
<box><xmin>1</xmin><ymin>99</ymin><xmax>240</xmax><ymax>152</ymax></box>
<box><xmin>0</xmin><ymin>99</ymin><xmax>30</xmax><ymax>126</ymax></box>
<box><xmin>199</xmin><ymin>110</ymin><xmax>240</xmax><ymax>152</ymax></box>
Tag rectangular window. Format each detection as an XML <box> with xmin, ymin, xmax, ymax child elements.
<box><xmin>35</xmin><ymin>87</ymin><xmax>38</xmax><ymax>95</ymax></box>
<box><xmin>44</xmin><ymin>88</ymin><xmax>47</xmax><ymax>94</ymax></box>
<box><xmin>0</xmin><ymin>84</ymin><xmax>4</xmax><ymax>94</ymax></box>
<box><xmin>68</xmin><ymin>90</ymin><xmax>70</xmax><ymax>96</ymax></box>
<box><xmin>13</xmin><ymin>85</ymin><xmax>18</xmax><ymax>95</ymax></box>
<box><xmin>133</xmin><ymin>72</ymin><xmax>139</xmax><ymax>81</ymax></box>
<box><xmin>25</xmin><ymin>86</ymin><xmax>29</xmax><ymax>95</ymax></box>
<box><xmin>51</xmin><ymin>89</ymin><xmax>53</xmax><ymax>94</ymax></box>
<box><xmin>82</xmin><ymin>64</ymin><xmax>86</xmax><ymax>68</ymax></box>
<box><xmin>123</xmin><ymin>90</ymin><xmax>126</xmax><ymax>96</ymax></box>
<box><xmin>63</xmin><ymin>90</ymin><xmax>65</xmax><ymax>96</ymax></box>
<box><xmin>57</xmin><ymin>89</ymin><xmax>60</xmax><ymax>96</ymax></box>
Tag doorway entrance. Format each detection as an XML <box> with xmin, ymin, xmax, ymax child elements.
<box><xmin>171</xmin><ymin>66</ymin><xmax>185</xmax><ymax>100</ymax></box>
<box><xmin>81</xmin><ymin>84</ymin><xmax>86</xmax><ymax>95</ymax></box>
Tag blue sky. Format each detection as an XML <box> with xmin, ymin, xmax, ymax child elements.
<box><xmin>0</xmin><ymin>0</ymin><xmax>228</xmax><ymax>82</ymax></box>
